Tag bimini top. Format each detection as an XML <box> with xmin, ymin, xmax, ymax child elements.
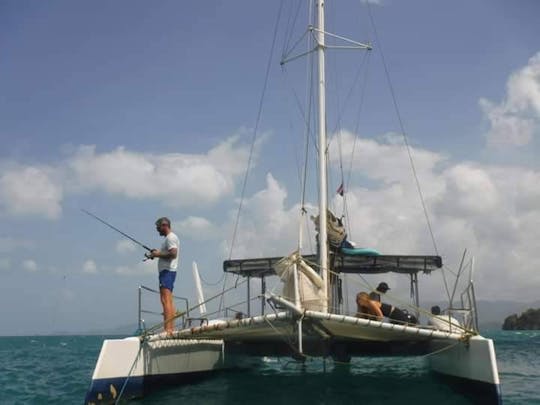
<box><xmin>223</xmin><ymin>253</ymin><xmax>442</xmax><ymax>278</ymax></box>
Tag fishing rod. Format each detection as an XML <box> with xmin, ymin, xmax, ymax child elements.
<box><xmin>81</xmin><ymin>209</ymin><xmax>154</xmax><ymax>259</ymax></box>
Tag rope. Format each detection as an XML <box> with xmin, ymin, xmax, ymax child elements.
<box><xmin>263</xmin><ymin>316</ymin><xmax>300</xmax><ymax>356</ymax></box>
<box><xmin>114</xmin><ymin>344</ymin><xmax>143</xmax><ymax>404</ymax></box>
<box><xmin>422</xmin><ymin>339</ymin><xmax>463</xmax><ymax>358</ymax></box>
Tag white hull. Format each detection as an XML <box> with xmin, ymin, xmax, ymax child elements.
<box><xmin>85</xmin><ymin>312</ymin><xmax>501</xmax><ymax>404</ymax></box>
<box><xmin>428</xmin><ymin>336</ymin><xmax>502</xmax><ymax>403</ymax></box>
<box><xmin>85</xmin><ymin>337</ymin><xmax>224</xmax><ymax>404</ymax></box>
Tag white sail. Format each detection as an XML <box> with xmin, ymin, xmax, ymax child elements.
<box><xmin>192</xmin><ymin>261</ymin><xmax>207</xmax><ymax>316</ymax></box>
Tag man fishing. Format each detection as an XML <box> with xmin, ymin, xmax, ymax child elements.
<box><xmin>148</xmin><ymin>217</ymin><xmax>180</xmax><ymax>335</ymax></box>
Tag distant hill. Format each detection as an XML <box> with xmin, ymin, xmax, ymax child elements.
<box><xmin>477</xmin><ymin>300</ymin><xmax>540</xmax><ymax>329</ymax></box>
<box><xmin>502</xmin><ymin>308</ymin><xmax>540</xmax><ymax>330</ymax></box>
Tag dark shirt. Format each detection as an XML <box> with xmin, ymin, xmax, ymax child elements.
<box><xmin>380</xmin><ymin>302</ymin><xmax>393</xmax><ymax>317</ymax></box>
<box><xmin>369</xmin><ymin>292</ymin><xmax>381</xmax><ymax>301</ymax></box>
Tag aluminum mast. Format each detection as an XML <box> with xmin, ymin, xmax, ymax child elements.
<box><xmin>316</xmin><ymin>0</ymin><xmax>329</xmax><ymax>313</ymax></box>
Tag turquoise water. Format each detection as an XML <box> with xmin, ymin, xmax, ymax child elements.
<box><xmin>0</xmin><ymin>331</ymin><xmax>538</xmax><ymax>404</ymax></box>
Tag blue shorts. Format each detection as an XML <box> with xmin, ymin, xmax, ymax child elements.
<box><xmin>159</xmin><ymin>270</ymin><xmax>177</xmax><ymax>292</ymax></box>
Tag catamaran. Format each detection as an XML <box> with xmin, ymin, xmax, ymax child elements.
<box><xmin>85</xmin><ymin>1</ymin><xmax>501</xmax><ymax>403</ymax></box>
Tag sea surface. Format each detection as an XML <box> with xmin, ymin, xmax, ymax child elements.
<box><xmin>0</xmin><ymin>330</ymin><xmax>538</xmax><ymax>404</ymax></box>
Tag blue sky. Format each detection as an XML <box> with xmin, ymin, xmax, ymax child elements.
<box><xmin>1</xmin><ymin>0</ymin><xmax>539</xmax><ymax>335</ymax></box>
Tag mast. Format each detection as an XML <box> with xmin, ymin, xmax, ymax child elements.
<box><xmin>316</xmin><ymin>0</ymin><xmax>329</xmax><ymax>313</ymax></box>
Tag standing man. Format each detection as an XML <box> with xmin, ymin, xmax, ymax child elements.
<box><xmin>149</xmin><ymin>217</ymin><xmax>179</xmax><ymax>335</ymax></box>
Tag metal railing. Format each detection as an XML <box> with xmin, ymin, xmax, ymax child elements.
<box><xmin>137</xmin><ymin>285</ymin><xmax>190</xmax><ymax>334</ymax></box>
<box><xmin>459</xmin><ymin>281</ymin><xmax>479</xmax><ymax>332</ymax></box>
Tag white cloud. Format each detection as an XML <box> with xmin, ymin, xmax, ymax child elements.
<box><xmin>435</xmin><ymin>164</ymin><xmax>500</xmax><ymax>217</ymax></box>
<box><xmin>329</xmin><ymin>130</ymin><xmax>445</xmax><ymax>192</ymax></box>
<box><xmin>82</xmin><ymin>259</ymin><xmax>98</xmax><ymax>274</ymax></box>
<box><xmin>220</xmin><ymin>134</ymin><xmax>540</xmax><ymax>302</ymax></box>
<box><xmin>114</xmin><ymin>259</ymin><xmax>155</xmax><ymax>276</ymax></box>
<box><xmin>0</xmin><ymin>135</ymin><xmax>258</xmax><ymax>220</ymax></box>
<box><xmin>0</xmin><ymin>166</ymin><xmax>62</xmax><ymax>219</ymax></box>
<box><xmin>0</xmin><ymin>237</ymin><xmax>33</xmax><ymax>253</ymax></box>
<box><xmin>223</xmin><ymin>173</ymin><xmax>314</xmax><ymax>259</ymax></box>
<box><xmin>178</xmin><ymin>216</ymin><xmax>219</xmax><ymax>241</ymax></box>
<box><xmin>66</xmin><ymin>136</ymin><xmax>253</xmax><ymax>207</ymax></box>
<box><xmin>22</xmin><ymin>259</ymin><xmax>38</xmax><ymax>272</ymax></box>
<box><xmin>480</xmin><ymin>52</ymin><xmax>540</xmax><ymax>147</ymax></box>
<box><xmin>116</xmin><ymin>240</ymin><xmax>137</xmax><ymax>254</ymax></box>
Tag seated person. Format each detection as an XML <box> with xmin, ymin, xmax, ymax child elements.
<box><xmin>356</xmin><ymin>292</ymin><xmax>382</xmax><ymax>320</ymax></box>
<box><xmin>428</xmin><ymin>305</ymin><xmax>462</xmax><ymax>331</ymax></box>
<box><xmin>369</xmin><ymin>281</ymin><xmax>390</xmax><ymax>301</ymax></box>
<box><xmin>356</xmin><ymin>292</ymin><xmax>415</xmax><ymax>325</ymax></box>
<box><xmin>235</xmin><ymin>311</ymin><xmax>244</xmax><ymax>320</ymax></box>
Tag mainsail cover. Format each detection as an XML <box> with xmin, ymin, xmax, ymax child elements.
<box><xmin>311</xmin><ymin>210</ymin><xmax>346</xmax><ymax>248</ymax></box>
<box><xmin>274</xmin><ymin>252</ymin><xmax>326</xmax><ymax>311</ymax></box>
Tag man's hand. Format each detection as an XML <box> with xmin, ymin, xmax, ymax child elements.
<box><xmin>150</xmin><ymin>249</ymin><xmax>160</xmax><ymax>259</ymax></box>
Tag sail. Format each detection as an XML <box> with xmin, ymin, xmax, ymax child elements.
<box><xmin>274</xmin><ymin>252</ymin><xmax>326</xmax><ymax>311</ymax></box>
<box><xmin>311</xmin><ymin>210</ymin><xmax>347</xmax><ymax>248</ymax></box>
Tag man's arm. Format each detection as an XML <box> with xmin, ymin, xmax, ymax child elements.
<box><xmin>369</xmin><ymin>301</ymin><xmax>384</xmax><ymax>321</ymax></box>
<box><xmin>150</xmin><ymin>248</ymin><xmax>178</xmax><ymax>259</ymax></box>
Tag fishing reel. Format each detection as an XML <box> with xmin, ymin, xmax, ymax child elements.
<box><xmin>143</xmin><ymin>251</ymin><xmax>156</xmax><ymax>261</ymax></box>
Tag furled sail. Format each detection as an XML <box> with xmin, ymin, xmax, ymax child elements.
<box><xmin>311</xmin><ymin>210</ymin><xmax>347</xmax><ymax>248</ymax></box>
<box><xmin>274</xmin><ymin>252</ymin><xmax>326</xmax><ymax>311</ymax></box>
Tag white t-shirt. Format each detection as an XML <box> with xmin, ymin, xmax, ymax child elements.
<box><xmin>158</xmin><ymin>232</ymin><xmax>180</xmax><ymax>272</ymax></box>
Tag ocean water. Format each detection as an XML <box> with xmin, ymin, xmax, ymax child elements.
<box><xmin>0</xmin><ymin>331</ymin><xmax>538</xmax><ymax>404</ymax></box>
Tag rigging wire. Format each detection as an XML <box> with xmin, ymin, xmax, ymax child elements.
<box><xmin>282</xmin><ymin>0</ymin><xmax>304</xmax><ymax>62</ymax></box>
<box><xmin>365</xmin><ymin>3</ymin><xmax>451</xmax><ymax>302</ymax></box>
<box><xmin>227</xmin><ymin>0</ymin><xmax>284</xmax><ymax>259</ymax></box>
<box><xmin>198</xmin><ymin>268</ymin><xmax>226</xmax><ymax>287</ymax></box>
<box><xmin>298</xmin><ymin>0</ymin><xmax>316</xmax><ymax>253</ymax></box>
<box><xmin>344</xmin><ymin>51</ymin><xmax>372</xmax><ymax>241</ymax></box>
<box><xmin>365</xmin><ymin>4</ymin><xmax>438</xmax><ymax>255</ymax></box>
<box><xmin>324</xmin><ymin>38</ymin><xmax>371</xmax><ymax>238</ymax></box>
<box><xmin>220</xmin><ymin>0</ymin><xmax>284</xmax><ymax>312</ymax></box>
<box><xmin>281</xmin><ymin>68</ymin><xmax>319</xmax><ymax>154</ymax></box>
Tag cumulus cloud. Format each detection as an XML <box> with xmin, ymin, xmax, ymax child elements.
<box><xmin>480</xmin><ymin>52</ymin><xmax>540</xmax><ymax>147</ymax></box>
<box><xmin>116</xmin><ymin>240</ymin><xmax>137</xmax><ymax>254</ymax></box>
<box><xmin>221</xmin><ymin>133</ymin><xmax>540</xmax><ymax>302</ymax></box>
<box><xmin>329</xmin><ymin>130</ymin><xmax>445</xmax><ymax>192</ymax></box>
<box><xmin>178</xmin><ymin>216</ymin><xmax>219</xmax><ymax>241</ymax></box>
<box><xmin>0</xmin><ymin>166</ymin><xmax>62</xmax><ymax>219</ymax></box>
<box><xmin>0</xmin><ymin>135</ymin><xmax>257</xmax><ymax>220</ymax></box>
<box><xmin>22</xmin><ymin>259</ymin><xmax>38</xmax><ymax>272</ymax></box>
<box><xmin>66</xmin><ymin>136</ymin><xmax>253</xmax><ymax>207</ymax></box>
<box><xmin>0</xmin><ymin>237</ymin><xmax>34</xmax><ymax>253</ymax></box>
<box><xmin>114</xmin><ymin>259</ymin><xmax>155</xmax><ymax>276</ymax></box>
<box><xmin>223</xmin><ymin>173</ymin><xmax>315</xmax><ymax>259</ymax></box>
<box><xmin>82</xmin><ymin>259</ymin><xmax>98</xmax><ymax>274</ymax></box>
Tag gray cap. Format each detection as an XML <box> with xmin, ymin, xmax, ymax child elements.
<box><xmin>155</xmin><ymin>217</ymin><xmax>171</xmax><ymax>227</ymax></box>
